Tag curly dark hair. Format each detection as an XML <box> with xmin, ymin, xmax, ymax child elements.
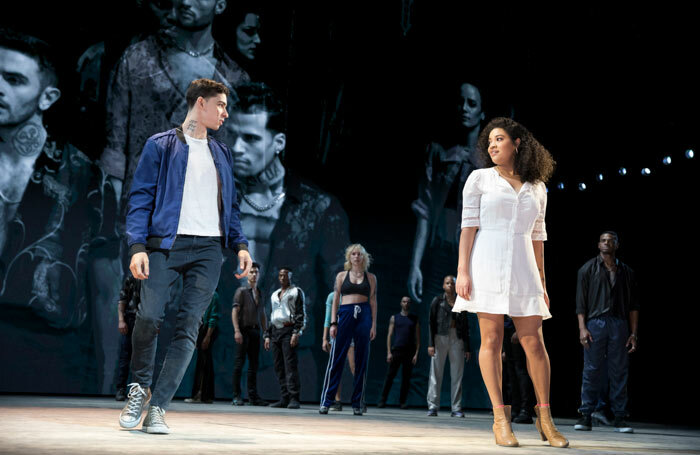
<box><xmin>477</xmin><ymin>117</ymin><xmax>556</xmax><ymax>183</ymax></box>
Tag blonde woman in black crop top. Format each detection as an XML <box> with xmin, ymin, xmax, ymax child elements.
<box><xmin>320</xmin><ymin>243</ymin><xmax>377</xmax><ymax>415</ymax></box>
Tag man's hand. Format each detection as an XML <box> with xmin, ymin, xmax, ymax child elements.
<box><xmin>118</xmin><ymin>320</ymin><xmax>128</xmax><ymax>335</ymax></box>
<box><xmin>130</xmin><ymin>252</ymin><xmax>149</xmax><ymax>280</ymax></box>
<box><xmin>201</xmin><ymin>335</ymin><xmax>211</xmax><ymax>350</ymax></box>
<box><xmin>290</xmin><ymin>333</ymin><xmax>299</xmax><ymax>348</ymax></box>
<box><xmin>465</xmin><ymin>351</ymin><xmax>471</xmax><ymax>362</ymax></box>
<box><xmin>370</xmin><ymin>325</ymin><xmax>376</xmax><ymax>341</ymax></box>
<box><xmin>412</xmin><ymin>354</ymin><xmax>418</xmax><ymax>365</ymax></box>
<box><xmin>234</xmin><ymin>331</ymin><xmax>243</xmax><ymax>344</ymax></box>
<box><xmin>386</xmin><ymin>352</ymin><xmax>393</xmax><ymax>363</ymax></box>
<box><xmin>579</xmin><ymin>328</ymin><xmax>594</xmax><ymax>349</ymax></box>
<box><xmin>322</xmin><ymin>339</ymin><xmax>330</xmax><ymax>353</ymax></box>
<box><xmin>626</xmin><ymin>334</ymin><xmax>638</xmax><ymax>354</ymax></box>
<box><xmin>235</xmin><ymin>250</ymin><xmax>252</xmax><ymax>279</ymax></box>
<box><xmin>427</xmin><ymin>346</ymin><xmax>435</xmax><ymax>357</ymax></box>
<box><xmin>264</xmin><ymin>337</ymin><xmax>270</xmax><ymax>351</ymax></box>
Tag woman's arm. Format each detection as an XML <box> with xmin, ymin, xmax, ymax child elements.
<box><xmin>369</xmin><ymin>273</ymin><xmax>378</xmax><ymax>340</ymax></box>
<box><xmin>330</xmin><ymin>273</ymin><xmax>343</xmax><ymax>338</ymax></box>
<box><xmin>456</xmin><ymin>227</ymin><xmax>478</xmax><ymax>299</ymax></box>
<box><xmin>532</xmin><ymin>240</ymin><xmax>549</xmax><ymax>306</ymax></box>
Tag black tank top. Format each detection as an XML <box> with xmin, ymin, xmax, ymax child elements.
<box><xmin>340</xmin><ymin>271</ymin><xmax>370</xmax><ymax>298</ymax></box>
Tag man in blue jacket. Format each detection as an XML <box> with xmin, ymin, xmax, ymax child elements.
<box><xmin>118</xmin><ymin>78</ymin><xmax>251</xmax><ymax>434</ymax></box>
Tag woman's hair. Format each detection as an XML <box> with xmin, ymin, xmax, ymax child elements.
<box><xmin>343</xmin><ymin>244</ymin><xmax>372</xmax><ymax>272</ymax></box>
<box><xmin>477</xmin><ymin>117</ymin><xmax>556</xmax><ymax>183</ymax></box>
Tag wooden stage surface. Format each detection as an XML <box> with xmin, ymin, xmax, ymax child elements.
<box><xmin>1</xmin><ymin>395</ymin><xmax>698</xmax><ymax>454</ymax></box>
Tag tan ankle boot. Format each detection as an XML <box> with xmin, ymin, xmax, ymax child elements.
<box><xmin>493</xmin><ymin>405</ymin><xmax>519</xmax><ymax>447</ymax></box>
<box><xmin>534</xmin><ymin>405</ymin><xmax>569</xmax><ymax>448</ymax></box>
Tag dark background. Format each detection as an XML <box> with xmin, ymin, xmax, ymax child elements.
<box><xmin>2</xmin><ymin>1</ymin><xmax>698</xmax><ymax>423</ymax></box>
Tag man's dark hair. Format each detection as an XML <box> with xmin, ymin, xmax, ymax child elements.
<box><xmin>601</xmin><ymin>231</ymin><xmax>619</xmax><ymax>243</ymax></box>
<box><xmin>402</xmin><ymin>296</ymin><xmax>412</xmax><ymax>303</ymax></box>
<box><xmin>185</xmin><ymin>78</ymin><xmax>230</xmax><ymax>109</ymax></box>
<box><xmin>280</xmin><ymin>266</ymin><xmax>293</xmax><ymax>273</ymax></box>
<box><xmin>0</xmin><ymin>28</ymin><xmax>58</xmax><ymax>87</ymax></box>
<box><xmin>234</xmin><ymin>82</ymin><xmax>286</xmax><ymax>134</ymax></box>
<box><xmin>251</xmin><ymin>261</ymin><xmax>261</xmax><ymax>271</ymax></box>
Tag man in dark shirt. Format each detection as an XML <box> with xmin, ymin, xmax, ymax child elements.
<box><xmin>185</xmin><ymin>291</ymin><xmax>220</xmax><ymax>404</ymax></box>
<box><xmin>232</xmin><ymin>262</ymin><xmax>268</xmax><ymax>406</ymax></box>
<box><xmin>116</xmin><ymin>276</ymin><xmax>142</xmax><ymax>401</ymax></box>
<box><xmin>426</xmin><ymin>275</ymin><xmax>471</xmax><ymax>417</ymax></box>
<box><xmin>264</xmin><ymin>266</ymin><xmax>305</xmax><ymax>409</ymax></box>
<box><xmin>377</xmin><ymin>296</ymin><xmax>420</xmax><ymax>409</ymax></box>
<box><xmin>575</xmin><ymin>231</ymin><xmax>639</xmax><ymax>433</ymax></box>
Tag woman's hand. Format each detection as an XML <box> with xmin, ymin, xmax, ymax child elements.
<box><xmin>330</xmin><ymin>325</ymin><xmax>337</xmax><ymax>339</ymax></box>
<box><xmin>456</xmin><ymin>271</ymin><xmax>472</xmax><ymax>300</ymax></box>
<box><xmin>322</xmin><ymin>339</ymin><xmax>330</xmax><ymax>353</ymax></box>
<box><xmin>370</xmin><ymin>325</ymin><xmax>376</xmax><ymax>341</ymax></box>
<box><xmin>543</xmin><ymin>289</ymin><xmax>550</xmax><ymax>308</ymax></box>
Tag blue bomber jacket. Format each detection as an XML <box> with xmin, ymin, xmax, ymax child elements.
<box><xmin>126</xmin><ymin>128</ymin><xmax>248</xmax><ymax>256</ymax></box>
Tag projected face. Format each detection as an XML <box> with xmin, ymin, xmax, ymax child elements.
<box><xmin>231</xmin><ymin>110</ymin><xmax>282</xmax><ymax>177</ymax></box>
<box><xmin>459</xmin><ymin>83</ymin><xmax>484</xmax><ymax>129</ymax></box>
<box><xmin>0</xmin><ymin>48</ymin><xmax>43</xmax><ymax>126</ymax></box>
<box><xmin>143</xmin><ymin>0</ymin><xmax>175</xmax><ymax>29</ymax></box>
<box><xmin>236</xmin><ymin>13</ymin><xmax>261</xmax><ymax>60</ymax></box>
<box><xmin>173</xmin><ymin>0</ymin><xmax>224</xmax><ymax>30</ymax></box>
<box><xmin>487</xmin><ymin>127</ymin><xmax>520</xmax><ymax>167</ymax></box>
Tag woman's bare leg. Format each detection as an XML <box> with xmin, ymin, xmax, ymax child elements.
<box><xmin>512</xmin><ymin>316</ymin><xmax>549</xmax><ymax>404</ymax></box>
<box><xmin>477</xmin><ymin>313</ymin><xmax>505</xmax><ymax>406</ymax></box>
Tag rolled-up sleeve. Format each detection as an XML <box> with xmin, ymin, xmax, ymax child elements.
<box><xmin>461</xmin><ymin>170</ymin><xmax>482</xmax><ymax>228</ymax></box>
<box><xmin>531</xmin><ymin>182</ymin><xmax>548</xmax><ymax>241</ymax></box>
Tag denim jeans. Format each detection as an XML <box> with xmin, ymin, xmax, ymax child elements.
<box><xmin>115</xmin><ymin>315</ymin><xmax>136</xmax><ymax>390</ymax></box>
<box><xmin>130</xmin><ymin>236</ymin><xmax>223</xmax><ymax>410</ymax></box>
<box><xmin>579</xmin><ymin>315</ymin><xmax>629</xmax><ymax>417</ymax></box>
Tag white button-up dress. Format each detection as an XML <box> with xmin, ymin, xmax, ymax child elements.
<box><xmin>453</xmin><ymin>167</ymin><xmax>552</xmax><ymax>319</ymax></box>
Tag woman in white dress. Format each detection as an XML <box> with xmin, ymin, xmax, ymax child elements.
<box><xmin>454</xmin><ymin>117</ymin><xmax>567</xmax><ymax>448</ymax></box>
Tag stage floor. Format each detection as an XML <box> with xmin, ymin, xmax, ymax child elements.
<box><xmin>1</xmin><ymin>396</ymin><xmax>698</xmax><ymax>454</ymax></box>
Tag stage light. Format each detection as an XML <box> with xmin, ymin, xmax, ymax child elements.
<box><xmin>597</xmin><ymin>173</ymin><xmax>604</xmax><ymax>181</ymax></box>
<box><xmin>686</xmin><ymin>149</ymin><xmax>695</xmax><ymax>159</ymax></box>
<box><xmin>618</xmin><ymin>167</ymin><xmax>627</xmax><ymax>176</ymax></box>
<box><xmin>641</xmin><ymin>168</ymin><xmax>651</xmax><ymax>175</ymax></box>
<box><xmin>662</xmin><ymin>156</ymin><xmax>672</xmax><ymax>165</ymax></box>
<box><xmin>557</xmin><ymin>182</ymin><xmax>565</xmax><ymax>190</ymax></box>
<box><xmin>578</xmin><ymin>183</ymin><xmax>587</xmax><ymax>191</ymax></box>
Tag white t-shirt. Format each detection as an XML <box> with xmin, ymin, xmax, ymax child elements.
<box><xmin>176</xmin><ymin>134</ymin><xmax>222</xmax><ymax>236</ymax></box>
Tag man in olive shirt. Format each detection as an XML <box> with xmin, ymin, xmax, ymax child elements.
<box><xmin>232</xmin><ymin>262</ymin><xmax>268</xmax><ymax>405</ymax></box>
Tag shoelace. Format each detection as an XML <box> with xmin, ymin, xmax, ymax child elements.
<box><xmin>148</xmin><ymin>406</ymin><xmax>166</xmax><ymax>425</ymax></box>
<box><xmin>353</xmin><ymin>305</ymin><xmax>361</xmax><ymax>319</ymax></box>
<box><xmin>124</xmin><ymin>383</ymin><xmax>147</xmax><ymax>416</ymax></box>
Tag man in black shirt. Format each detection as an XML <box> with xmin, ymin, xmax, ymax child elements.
<box><xmin>115</xmin><ymin>276</ymin><xmax>141</xmax><ymax>401</ymax></box>
<box><xmin>377</xmin><ymin>296</ymin><xmax>420</xmax><ymax>409</ymax></box>
<box><xmin>575</xmin><ymin>231</ymin><xmax>639</xmax><ymax>433</ymax></box>
<box><xmin>232</xmin><ymin>262</ymin><xmax>268</xmax><ymax>406</ymax></box>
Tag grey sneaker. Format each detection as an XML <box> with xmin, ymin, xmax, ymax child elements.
<box><xmin>142</xmin><ymin>405</ymin><xmax>170</xmax><ymax>434</ymax></box>
<box><xmin>119</xmin><ymin>383</ymin><xmax>150</xmax><ymax>429</ymax></box>
<box><xmin>592</xmin><ymin>410</ymin><xmax>612</xmax><ymax>426</ymax></box>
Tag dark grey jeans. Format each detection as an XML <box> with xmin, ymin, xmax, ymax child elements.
<box><xmin>130</xmin><ymin>236</ymin><xmax>223</xmax><ymax>409</ymax></box>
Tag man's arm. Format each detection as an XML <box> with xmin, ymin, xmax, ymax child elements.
<box><xmin>126</xmin><ymin>139</ymin><xmax>162</xmax><ymax>256</ymax></box>
<box><xmin>576</xmin><ymin>265</ymin><xmax>593</xmax><ymax>347</ymax></box>
<box><xmin>386</xmin><ymin>315</ymin><xmax>395</xmax><ymax>362</ymax></box>
<box><xmin>100</xmin><ymin>53</ymin><xmax>131</xmax><ymax>183</ymax></box>
<box><xmin>413</xmin><ymin>321</ymin><xmax>420</xmax><ymax>364</ymax></box>
<box><xmin>292</xmin><ymin>288</ymin><xmax>305</xmax><ymax>336</ymax></box>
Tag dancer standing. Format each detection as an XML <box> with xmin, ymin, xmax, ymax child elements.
<box><xmin>320</xmin><ymin>244</ymin><xmax>377</xmax><ymax>416</ymax></box>
<box><xmin>321</xmin><ymin>291</ymin><xmax>356</xmax><ymax>411</ymax></box>
<box><xmin>453</xmin><ymin>117</ymin><xmax>567</xmax><ymax>447</ymax></box>
<box><xmin>118</xmin><ymin>78</ymin><xmax>251</xmax><ymax>434</ymax></box>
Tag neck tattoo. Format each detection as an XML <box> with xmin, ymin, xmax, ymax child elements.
<box><xmin>184</xmin><ymin>120</ymin><xmax>198</xmax><ymax>136</ymax></box>
<box><xmin>12</xmin><ymin>123</ymin><xmax>46</xmax><ymax>157</ymax></box>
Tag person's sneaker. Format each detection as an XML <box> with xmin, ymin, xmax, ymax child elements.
<box><xmin>119</xmin><ymin>383</ymin><xmax>150</xmax><ymax>429</ymax></box>
<box><xmin>353</xmin><ymin>407</ymin><xmax>363</xmax><ymax>416</ymax></box>
<box><xmin>115</xmin><ymin>388</ymin><xmax>126</xmax><ymax>402</ymax></box>
<box><xmin>231</xmin><ymin>396</ymin><xmax>245</xmax><ymax>406</ymax></box>
<box><xmin>362</xmin><ymin>405</ymin><xmax>367</xmax><ymax>414</ymax></box>
<box><xmin>287</xmin><ymin>399</ymin><xmax>301</xmax><ymax>409</ymax></box>
<box><xmin>329</xmin><ymin>400</ymin><xmax>343</xmax><ymax>411</ymax></box>
<box><xmin>319</xmin><ymin>406</ymin><xmax>329</xmax><ymax>414</ymax></box>
<box><xmin>248</xmin><ymin>398</ymin><xmax>269</xmax><ymax>406</ymax></box>
<box><xmin>592</xmin><ymin>410</ymin><xmax>612</xmax><ymax>426</ymax></box>
<box><xmin>141</xmin><ymin>405</ymin><xmax>170</xmax><ymax>434</ymax></box>
<box><xmin>574</xmin><ymin>414</ymin><xmax>592</xmax><ymax>431</ymax></box>
<box><xmin>268</xmin><ymin>400</ymin><xmax>289</xmax><ymax>408</ymax></box>
<box><xmin>451</xmin><ymin>411</ymin><xmax>465</xmax><ymax>418</ymax></box>
<box><xmin>400</xmin><ymin>403</ymin><xmax>409</xmax><ymax>410</ymax></box>
<box><xmin>377</xmin><ymin>400</ymin><xmax>386</xmax><ymax>409</ymax></box>
<box><xmin>184</xmin><ymin>397</ymin><xmax>201</xmax><ymax>403</ymax></box>
<box><xmin>613</xmin><ymin>416</ymin><xmax>634</xmax><ymax>433</ymax></box>
<box><xmin>427</xmin><ymin>408</ymin><xmax>438</xmax><ymax>417</ymax></box>
<box><xmin>512</xmin><ymin>409</ymin><xmax>533</xmax><ymax>424</ymax></box>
